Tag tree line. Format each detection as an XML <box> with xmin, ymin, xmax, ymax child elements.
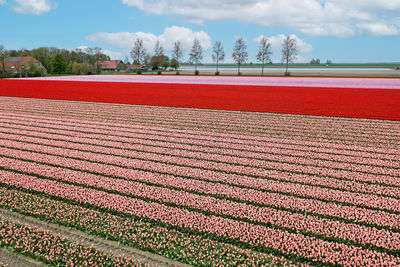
<box><xmin>0</xmin><ymin>45</ymin><xmax>110</xmax><ymax>77</ymax></box>
<box><xmin>130</xmin><ymin>35</ymin><xmax>298</xmax><ymax>75</ymax></box>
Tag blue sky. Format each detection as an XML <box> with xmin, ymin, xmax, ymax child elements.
<box><xmin>1</xmin><ymin>0</ymin><xmax>399</xmax><ymax>63</ymax></box>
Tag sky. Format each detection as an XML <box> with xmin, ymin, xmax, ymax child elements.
<box><xmin>0</xmin><ymin>0</ymin><xmax>399</xmax><ymax>63</ymax></box>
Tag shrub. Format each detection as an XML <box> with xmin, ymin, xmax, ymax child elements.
<box><xmin>136</xmin><ymin>69</ymin><xmax>142</xmax><ymax>74</ymax></box>
<box><xmin>215</xmin><ymin>71</ymin><xmax>220</xmax><ymax>75</ymax></box>
<box><xmin>194</xmin><ymin>70</ymin><xmax>199</xmax><ymax>75</ymax></box>
<box><xmin>176</xmin><ymin>71</ymin><xmax>180</xmax><ymax>75</ymax></box>
<box><xmin>284</xmin><ymin>71</ymin><xmax>291</xmax><ymax>76</ymax></box>
<box><xmin>157</xmin><ymin>70</ymin><xmax>162</xmax><ymax>75</ymax></box>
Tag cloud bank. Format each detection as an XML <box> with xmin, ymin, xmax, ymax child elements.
<box><xmin>122</xmin><ymin>0</ymin><xmax>400</xmax><ymax>38</ymax></box>
<box><xmin>86</xmin><ymin>26</ymin><xmax>212</xmax><ymax>55</ymax></box>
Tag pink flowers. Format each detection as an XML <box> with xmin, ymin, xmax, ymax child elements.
<box><xmin>0</xmin><ymin>96</ymin><xmax>399</xmax><ymax>266</ymax></box>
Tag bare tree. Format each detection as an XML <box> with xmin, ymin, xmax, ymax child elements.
<box><xmin>232</xmin><ymin>37</ymin><xmax>248</xmax><ymax>75</ymax></box>
<box><xmin>172</xmin><ymin>41</ymin><xmax>183</xmax><ymax>62</ymax></box>
<box><xmin>154</xmin><ymin>40</ymin><xmax>164</xmax><ymax>57</ymax></box>
<box><xmin>0</xmin><ymin>45</ymin><xmax>8</xmax><ymax>74</ymax></box>
<box><xmin>281</xmin><ymin>35</ymin><xmax>297</xmax><ymax>75</ymax></box>
<box><xmin>256</xmin><ymin>37</ymin><xmax>272</xmax><ymax>76</ymax></box>
<box><xmin>130</xmin><ymin>39</ymin><xmax>146</xmax><ymax>64</ymax></box>
<box><xmin>189</xmin><ymin>39</ymin><xmax>203</xmax><ymax>73</ymax></box>
<box><xmin>212</xmin><ymin>41</ymin><xmax>225</xmax><ymax>74</ymax></box>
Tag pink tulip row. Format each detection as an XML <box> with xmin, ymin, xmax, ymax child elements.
<box><xmin>1</xmin><ymin>145</ymin><xmax>399</xmax><ymax>231</ymax></box>
<box><xmin>2</xmin><ymin>112</ymin><xmax>398</xmax><ymax>158</ymax></box>
<box><xmin>3</xmin><ymin>131</ymin><xmax>400</xmax><ymax>200</ymax></box>
<box><xmin>1</xmin><ymin>169</ymin><xmax>400</xmax><ymax>266</ymax></box>
<box><xmin>1</xmin><ymin>155</ymin><xmax>400</xmax><ymax>253</ymax></box>
<box><xmin>2</xmin><ymin>131</ymin><xmax>400</xmax><ymax>204</ymax></box>
<box><xmin>0</xmin><ymin>187</ymin><xmax>293</xmax><ymax>266</ymax></box>
<box><xmin>4</xmin><ymin>101</ymin><xmax>398</xmax><ymax>148</ymax></box>
<box><xmin>2</xmin><ymin>122</ymin><xmax>398</xmax><ymax>178</ymax></box>
<box><xmin>0</xmin><ymin>215</ymin><xmax>144</xmax><ymax>266</ymax></box>
<box><xmin>8</xmin><ymin>97</ymin><xmax>399</xmax><ymax>138</ymax></box>
<box><xmin>2</xmin><ymin>120</ymin><xmax>399</xmax><ymax>187</ymax></box>
<box><xmin>2</xmin><ymin>139</ymin><xmax>400</xmax><ymax>215</ymax></box>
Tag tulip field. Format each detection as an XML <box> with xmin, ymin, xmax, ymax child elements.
<box><xmin>0</xmin><ymin>75</ymin><xmax>400</xmax><ymax>266</ymax></box>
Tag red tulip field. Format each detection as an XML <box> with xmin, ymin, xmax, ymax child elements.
<box><xmin>0</xmin><ymin>75</ymin><xmax>399</xmax><ymax>266</ymax></box>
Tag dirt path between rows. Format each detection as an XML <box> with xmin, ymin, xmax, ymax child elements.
<box><xmin>0</xmin><ymin>208</ymin><xmax>189</xmax><ymax>267</ymax></box>
<box><xmin>0</xmin><ymin>247</ymin><xmax>45</xmax><ymax>267</ymax></box>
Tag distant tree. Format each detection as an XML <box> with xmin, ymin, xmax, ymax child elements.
<box><xmin>0</xmin><ymin>45</ymin><xmax>8</xmax><ymax>74</ymax></box>
<box><xmin>130</xmin><ymin>38</ymin><xmax>146</xmax><ymax>64</ymax></box>
<box><xmin>162</xmin><ymin>56</ymin><xmax>170</xmax><ymax>70</ymax></box>
<box><xmin>212</xmin><ymin>40</ymin><xmax>225</xmax><ymax>74</ymax></box>
<box><xmin>172</xmin><ymin>41</ymin><xmax>183</xmax><ymax>69</ymax></box>
<box><xmin>151</xmin><ymin>55</ymin><xmax>165</xmax><ymax>70</ymax></box>
<box><xmin>123</xmin><ymin>55</ymin><xmax>131</xmax><ymax>65</ymax></box>
<box><xmin>153</xmin><ymin>40</ymin><xmax>164</xmax><ymax>57</ymax></box>
<box><xmin>326</xmin><ymin>59</ymin><xmax>332</xmax><ymax>65</ymax></box>
<box><xmin>256</xmin><ymin>37</ymin><xmax>272</xmax><ymax>76</ymax></box>
<box><xmin>170</xmin><ymin>58</ymin><xmax>179</xmax><ymax>70</ymax></box>
<box><xmin>51</xmin><ymin>54</ymin><xmax>67</xmax><ymax>74</ymax></box>
<box><xmin>310</xmin><ymin>58</ymin><xmax>320</xmax><ymax>64</ymax></box>
<box><xmin>143</xmin><ymin>53</ymin><xmax>151</xmax><ymax>68</ymax></box>
<box><xmin>189</xmin><ymin>39</ymin><xmax>203</xmax><ymax>73</ymax></box>
<box><xmin>232</xmin><ymin>37</ymin><xmax>248</xmax><ymax>75</ymax></box>
<box><xmin>28</xmin><ymin>63</ymin><xmax>46</xmax><ymax>77</ymax></box>
<box><xmin>281</xmin><ymin>35</ymin><xmax>298</xmax><ymax>75</ymax></box>
<box><xmin>71</xmin><ymin>62</ymin><xmax>87</xmax><ymax>75</ymax></box>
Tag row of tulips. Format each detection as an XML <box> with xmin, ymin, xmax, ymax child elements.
<box><xmin>1</xmin><ymin>123</ymin><xmax>399</xmax><ymax>181</ymax></box>
<box><xmin>0</xmin><ymin>186</ymin><xmax>298</xmax><ymax>266</ymax></box>
<box><xmin>4</xmin><ymin>95</ymin><xmax>398</xmax><ymax>133</ymax></box>
<box><xmin>1</xmin><ymin>147</ymin><xmax>399</xmax><ymax>231</ymax></box>
<box><xmin>0</xmin><ymin>215</ymin><xmax>144</xmax><ymax>266</ymax></box>
<box><xmin>2</xmin><ymin>120</ymin><xmax>398</xmax><ymax>171</ymax></box>
<box><xmin>1</xmin><ymin>112</ymin><xmax>398</xmax><ymax>159</ymax></box>
<box><xmin>2</xmin><ymin>130</ymin><xmax>400</xmax><ymax>200</ymax></box>
<box><xmin>1</xmin><ymin>156</ymin><xmax>400</xmax><ymax>254</ymax></box>
<box><xmin>2</xmin><ymin>102</ymin><xmax>398</xmax><ymax>146</ymax></box>
<box><xmin>1</xmin><ymin>169</ymin><xmax>400</xmax><ymax>266</ymax></box>
<box><xmin>1</xmin><ymin>139</ymin><xmax>399</xmax><ymax>215</ymax></box>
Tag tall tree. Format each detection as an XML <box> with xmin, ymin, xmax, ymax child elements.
<box><xmin>172</xmin><ymin>41</ymin><xmax>183</xmax><ymax>69</ymax></box>
<box><xmin>281</xmin><ymin>35</ymin><xmax>298</xmax><ymax>75</ymax></box>
<box><xmin>0</xmin><ymin>45</ymin><xmax>8</xmax><ymax>74</ymax></box>
<box><xmin>51</xmin><ymin>54</ymin><xmax>67</xmax><ymax>74</ymax></box>
<box><xmin>189</xmin><ymin>39</ymin><xmax>203</xmax><ymax>73</ymax></box>
<box><xmin>232</xmin><ymin>37</ymin><xmax>248</xmax><ymax>75</ymax></box>
<box><xmin>212</xmin><ymin>41</ymin><xmax>225</xmax><ymax>74</ymax></box>
<box><xmin>256</xmin><ymin>37</ymin><xmax>272</xmax><ymax>76</ymax></box>
<box><xmin>153</xmin><ymin>40</ymin><xmax>164</xmax><ymax>57</ymax></box>
<box><xmin>130</xmin><ymin>38</ymin><xmax>146</xmax><ymax>64</ymax></box>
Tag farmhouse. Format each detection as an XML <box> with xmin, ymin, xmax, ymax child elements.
<box><xmin>1</xmin><ymin>56</ymin><xmax>46</xmax><ymax>74</ymax></box>
<box><xmin>97</xmin><ymin>60</ymin><xmax>124</xmax><ymax>72</ymax></box>
<box><xmin>126</xmin><ymin>64</ymin><xmax>147</xmax><ymax>71</ymax></box>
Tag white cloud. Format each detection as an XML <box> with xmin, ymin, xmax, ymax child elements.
<box><xmin>357</xmin><ymin>22</ymin><xmax>399</xmax><ymax>36</ymax></box>
<box><xmin>85</xmin><ymin>26</ymin><xmax>212</xmax><ymax>55</ymax></box>
<box><xmin>122</xmin><ymin>0</ymin><xmax>400</xmax><ymax>38</ymax></box>
<box><xmin>75</xmin><ymin>46</ymin><xmax>123</xmax><ymax>60</ymax></box>
<box><xmin>0</xmin><ymin>0</ymin><xmax>6</xmax><ymax>5</ymax></box>
<box><xmin>255</xmin><ymin>34</ymin><xmax>313</xmax><ymax>53</ymax></box>
<box><xmin>13</xmin><ymin>0</ymin><xmax>55</xmax><ymax>15</ymax></box>
<box><xmin>102</xmin><ymin>49</ymin><xmax>123</xmax><ymax>60</ymax></box>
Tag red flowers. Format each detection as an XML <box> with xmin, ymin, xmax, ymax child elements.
<box><xmin>1</xmin><ymin>76</ymin><xmax>400</xmax><ymax>120</ymax></box>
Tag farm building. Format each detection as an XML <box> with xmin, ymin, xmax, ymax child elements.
<box><xmin>126</xmin><ymin>64</ymin><xmax>147</xmax><ymax>71</ymax></box>
<box><xmin>0</xmin><ymin>56</ymin><xmax>46</xmax><ymax>74</ymax></box>
<box><xmin>97</xmin><ymin>60</ymin><xmax>124</xmax><ymax>72</ymax></box>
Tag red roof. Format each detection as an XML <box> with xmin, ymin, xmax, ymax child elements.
<box><xmin>98</xmin><ymin>60</ymin><xmax>122</xmax><ymax>69</ymax></box>
<box><xmin>1</xmin><ymin>57</ymin><xmax>43</xmax><ymax>72</ymax></box>
<box><xmin>127</xmin><ymin>64</ymin><xmax>145</xmax><ymax>69</ymax></box>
